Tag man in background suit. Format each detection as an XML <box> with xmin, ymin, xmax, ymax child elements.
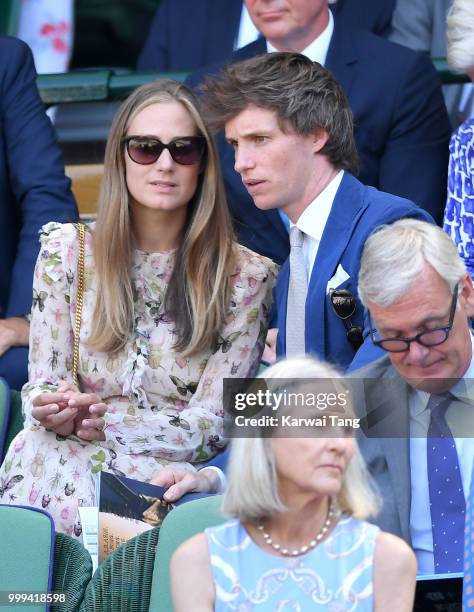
<box><xmin>188</xmin><ymin>0</ymin><xmax>450</xmax><ymax>264</ymax></box>
<box><xmin>138</xmin><ymin>0</ymin><xmax>396</xmax><ymax>73</ymax></box>
<box><xmin>353</xmin><ymin>218</ymin><xmax>474</xmax><ymax>574</ymax></box>
<box><xmin>0</xmin><ymin>37</ymin><xmax>78</xmax><ymax>390</ymax></box>
<box><xmin>201</xmin><ymin>52</ymin><xmax>432</xmax><ymax>370</ymax></box>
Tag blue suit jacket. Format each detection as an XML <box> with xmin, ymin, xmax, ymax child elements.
<box><xmin>0</xmin><ymin>37</ymin><xmax>78</xmax><ymax>318</ymax></box>
<box><xmin>275</xmin><ymin>173</ymin><xmax>433</xmax><ymax>369</ymax></box>
<box><xmin>188</xmin><ymin>20</ymin><xmax>451</xmax><ymax>264</ymax></box>
<box><xmin>138</xmin><ymin>0</ymin><xmax>396</xmax><ymax>72</ymax></box>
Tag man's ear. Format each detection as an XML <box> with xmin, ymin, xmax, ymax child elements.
<box><xmin>460</xmin><ymin>273</ymin><xmax>474</xmax><ymax>318</ymax></box>
<box><xmin>312</xmin><ymin>128</ymin><xmax>329</xmax><ymax>153</ymax></box>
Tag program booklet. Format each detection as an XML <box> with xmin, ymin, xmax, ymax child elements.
<box><xmin>98</xmin><ymin>471</ymin><xmax>175</xmax><ymax>563</ymax></box>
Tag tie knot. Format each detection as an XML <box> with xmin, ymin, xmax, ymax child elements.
<box><xmin>427</xmin><ymin>393</ymin><xmax>453</xmax><ymax>420</ymax></box>
<box><xmin>290</xmin><ymin>226</ymin><xmax>304</xmax><ymax>248</ymax></box>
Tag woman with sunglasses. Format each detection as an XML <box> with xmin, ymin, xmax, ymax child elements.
<box><xmin>0</xmin><ymin>80</ymin><xmax>277</xmax><ymax>535</ymax></box>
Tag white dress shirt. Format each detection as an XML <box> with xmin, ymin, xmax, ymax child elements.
<box><xmin>267</xmin><ymin>9</ymin><xmax>334</xmax><ymax>64</ymax></box>
<box><xmin>235</xmin><ymin>3</ymin><xmax>260</xmax><ymax>50</ymax></box>
<box><xmin>410</xmin><ymin>334</ymin><xmax>474</xmax><ymax>574</ymax></box>
<box><xmin>290</xmin><ymin>170</ymin><xmax>344</xmax><ymax>279</ymax></box>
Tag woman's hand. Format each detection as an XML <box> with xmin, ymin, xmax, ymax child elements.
<box><xmin>31</xmin><ymin>384</ymin><xmax>107</xmax><ymax>441</ymax></box>
<box><xmin>150</xmin><ymin>467</ymin><xmax>220</xmax><ymax>502</ymax></box>
<box><xmin>31</xmin><ymin>390</ymin><xmax>79</xmax><ymax>436</ymax></box>
<box><xmin>69</xmin><ymin>393</ymin><xmax>107</xmax><ymax>442</ymax></box>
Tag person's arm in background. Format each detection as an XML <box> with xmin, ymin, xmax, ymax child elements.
<box><xmin>0</xmin><ymin>38</ymin><xmax>78</xmax><ymax>355</ymax></box>
<box><xmin>443</xmin><ymin>124</ymin><xmax>474</xmax><ymax>277</ymax></box>
<box><xmin>388</xmin><ymin>0</ymin><xmax>432</xmax><ymax>51</ymax></box>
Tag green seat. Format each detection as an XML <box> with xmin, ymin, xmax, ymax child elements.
<box><xmin>0</xmin><ymin>505</ymin><xmax>55</xmax><ymax>612</ymax></box>
<box><xmin>52</xmin><ymin>533</ymin><xmax>92</xmax><ymax>612</ymax></box>
<box><xmin>0</xmin><ymin>0</ymin><xmax>20</xmax><ymax>35</ymax></box>
<box><xmin>150</xmin><ymin>495</ymin><xmax>225</xmax><ymax>611</ymax></box>
<box><xmin>79</xmin><ymin>527</ymin><xmax>161</xmax><ymax>612</ymax></box>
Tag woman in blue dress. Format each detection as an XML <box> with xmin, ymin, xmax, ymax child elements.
<box><xmin>443</xmin><ymin>0</ymin><xmax>474</xmax><ymax>277</ymax></box>
<box><xmin>170</xmin><ymin>357</ymin><xmax>417</xmax><ymax>611</ymax></box>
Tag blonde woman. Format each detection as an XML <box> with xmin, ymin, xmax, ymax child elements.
<box><xmin>0</xmin><ymin>80</ymin><xmax>277</xmax><ymax>535</ymax></box>
<box><xmin>172</xmin><ymin>358</ymin><xmax>417</xmax><ymax>611</ymax></box>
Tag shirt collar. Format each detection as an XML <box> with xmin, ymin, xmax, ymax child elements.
<box><xmin>291</xmin><ymin>170</ymin><xmax>344</xmax><ymax>241</ymax></box>
<box><xmin>266</xmin><ymin>9</ymin><xmax>334</xmax><ymax>65</ymax></box>
<box><xmin>411</xmin><ymin>333</ymin><xmax>474</xmax><ymax>415</ymax></box>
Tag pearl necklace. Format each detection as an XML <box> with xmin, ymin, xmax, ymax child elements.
<box><xmin>257</xmin><ymin>500</ymin><xmax>337</xmax><ymax>557</ymax></box>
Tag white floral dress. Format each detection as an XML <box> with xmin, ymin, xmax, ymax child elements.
<box><xmin>0</xmin><ymin>222</ymin><xmax>277</xmax><ymax>535</ymax></box>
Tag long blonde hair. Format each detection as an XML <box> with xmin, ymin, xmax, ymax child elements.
<box><xmin>88</xmin><ymin>80</ymin><xmax>236</xmax><ymax>355</ymax></box>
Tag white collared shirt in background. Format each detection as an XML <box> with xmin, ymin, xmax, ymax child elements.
<box><xmin>267</xmin><ymin>9</ymin><xmax>334</xmax><ymax>64</ymax></box>
<box><xmin>236</xmin><ymin>3</ymin><xmax>260</xmax><ymax>49</ymax></box>
<box><xmin>410</xmin><ymin>334</ymin><xmax>474</xmax><ymax>574</ymax></box>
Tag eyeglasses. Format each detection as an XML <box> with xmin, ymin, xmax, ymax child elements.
<box><xmin>124</xmin><ymin>135</ymin><xmax>206</xmax><ymax>166</ymax></box>
<box><xmin>369</xmin><ymin>283</ymin><xmax>459</xmax><ymax>353</ymax></box>
<box><xmin>329</xmin><ymin>288</ymin><xmax>364</xmax><ymax>351</ymax></box>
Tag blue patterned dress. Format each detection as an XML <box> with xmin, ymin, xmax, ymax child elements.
<box><xmin>444</xmin><ymin>119</ymin><xmax>474</xmax><ymax>277</ymax></box>
<box><xmin>206</xmin><ymin>516</ymin><xmax>379</xmax><ymax>611</ymax></box>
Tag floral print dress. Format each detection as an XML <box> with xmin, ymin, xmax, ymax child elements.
<box><xmin>0</xmin><ymin>223</ymin><xmax>277</xmax><ymax>535</ymax></box>
<box><xmin>443</xmin><ymin>118</ymin><xmax>474</xmax><ymax>277</ymax></box>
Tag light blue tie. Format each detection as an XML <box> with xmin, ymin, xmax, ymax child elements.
<box><xmin>286</xmin><ymin>226</ymin><xmax>307</xmax><ymax>356</ymax></box>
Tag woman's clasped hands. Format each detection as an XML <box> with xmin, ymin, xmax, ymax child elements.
<box><xmin>31</xmin><ymin>381</ymin><xmax>107</xmax><ymax>441</ymax></box>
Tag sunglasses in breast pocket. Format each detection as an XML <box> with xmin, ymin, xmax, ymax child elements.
<box><xmin>329</xmin><ymin>288</ymin><xmax>364</xmax><ymax>351</ymax></box>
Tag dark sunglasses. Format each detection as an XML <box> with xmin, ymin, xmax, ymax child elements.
<box><xmin>329</xmin><ymin>288</ymin><xmax>364</xmax><ymax>351</ymax></box>
<box><xmin>124</xmin><ymin>135</ymin><xmax>206</xmax><ymax>166</ymax></box>
<box><xmin>369</xmin><ymin>283</ymin><xmax>459</xmax><ymax>353</ymax></box>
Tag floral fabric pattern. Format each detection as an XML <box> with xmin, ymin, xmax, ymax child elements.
<box><xmin>206</xmin><ymin>516</ymin><xmax>379</xmax><ymax>611</ymax></box>
<box><xmin>0</xmin><ymin>222</ymin><xmax>277</xmax><ymax>534</ymax></box>
<box><xmin>443</xmin><ymin>119</ymin><xmax>474</xmax><ymax>277</ymax></box>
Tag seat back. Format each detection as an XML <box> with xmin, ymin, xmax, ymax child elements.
<box><xmin>0</xmin><ymin>377</ymin><xmax>9</xmax><ymax>460</ymax></box>
<box><xmin>79</xmin><ymin>527</ymin><xmax>160</xmax><ymax>612</ymax></box>
<box><xmin>150</xmin><ymin>495</ymin><xmax>225</xmax><ymax>611</ymax></box>
<box><xmin>0</xmin><ymin>505</ymin><xmax>55</xmax><ymax>612</ymax></box>
<box><xmin>53</xmin><ymin>533</ymin><xmax>92</xmax><ymax>612</ymax></box>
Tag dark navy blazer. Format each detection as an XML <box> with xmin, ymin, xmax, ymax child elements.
<box><xmin>188</xmin><ymin>21</ymin><xmax>451</xmax><ymax>264</ymax></box>
<box><xmin>0</xmin><ymin>37</ymin><xmax>77</xmax><ymax>319</ymax></box>
<box><xmin>137</xmin><ymin>0</ymin><xmax>396</xmax><ymax>72</ymax></box>
<box><xmin>0</xmin><ymin>37</ymin><xmax>78</xmax><ymax>389</ymax></box>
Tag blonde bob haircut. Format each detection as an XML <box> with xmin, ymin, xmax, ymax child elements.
<box><xmin>222</xmin><ymin>357</ymin><xmax>381</xmax><ymax>523</ymax></box>
<box><xmin>88</xmin><ymin>80</ymin><xmax>235</xmax><ymax>355</ymax></box>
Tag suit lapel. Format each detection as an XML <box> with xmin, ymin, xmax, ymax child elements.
<box><xmin>367</xmin><ymin>366</ymin><xmax>412</xmax><ymax>542</ymax></box>
<box><xmin>207</xmin><ymin>0</ymin><xmax>242</xmax><ymax>59</ymax></box>
<box><xmin>325</xmin><ymin>17</ymin><xmax>358</xmax><ymax>100</ymax></box>
<box><xmin>305</xmin><ymin>173</ymin><xmax>367</xmax><ymax>356</ymax></box>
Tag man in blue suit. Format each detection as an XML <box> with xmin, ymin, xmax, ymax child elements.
<box><xmin>188</xmin><ymin>0</ymin><xmax>450</xmax><ymax>264</ymax></box>
<box><xmin>0</xmin><ymin>37</ymin><xmax>78</xmax><ymax>390</ymax></box>
<box><xmin>201</xmin><ymin>52</ymin><xmax>433</xmax><ymax>370</ymax></box>
<box><xmin>138</xmin><ymin>0</ymin><xmax>396</xmax><ymax>72</ymax></box>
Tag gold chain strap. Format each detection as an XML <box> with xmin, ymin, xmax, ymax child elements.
<box><xmin>73</xmin><ymin>223</ymin><xmax>85</xmax><ymax>387</ymax></box>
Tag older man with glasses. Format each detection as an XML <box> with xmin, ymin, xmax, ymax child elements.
<box><xmin>352</xmin><ymin>218</ymin><xmax>474</xmax><ymax>576</ymax></box>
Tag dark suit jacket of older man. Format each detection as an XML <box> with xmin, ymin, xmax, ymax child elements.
<box><xmin>187</xmin><ymin>19</ymin><xmax>451</xmax><ymax>264</ymax></box>
<box><xmin>137</xmin><ymin>0</ymin><xmax>396</xmax><ymax>72</ymax></box>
